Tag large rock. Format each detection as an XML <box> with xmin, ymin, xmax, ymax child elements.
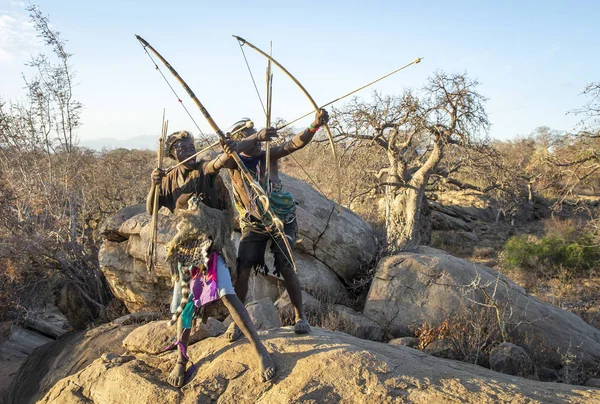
<box><xmin>274</xmin><ymin>290</ymin><xmax>322</xmax><ymax>315</ymax></box>
<box><xmin>23</xmin><ymin>303</ymin><xmax>71</xmax><ymax>339</ymax></box>
<box><xmin>122</xmin><ymin>318</ymin><xmax>225</xmax><ymax>355</ymax></box>
<box><xmin>245</xmin><ymin>298</ymin><xmax>281</xmax><ymax>330</ymax></box>
<box><xmin>98</xmin><ymin>204</ymin><xmax>147</xmax><ymax>242</ymax></box>
<box><xmin>430</xmin><ymin>210</ymin><xmax>473</xmax><ymax>232</ymax></box>
<box><xmin>280</xmin><ymin>174</ymin><xmax>377</xmax><ymax>280</ymax></box>
<box><xmin>330</xmin><ymin>304</ymin><xmax>384</xmax><ymax>342</ymax></box>
<box><xmin>0</xmin><ymin>327</ymin><xmax>52</xmax><ymax>401</ymax></box>
<box><xmin>232</xmin><ymin>233</ymin><xmax>349</xmax><ymax>304</ymax></box>
<box><xmin>363</xmin><ymin>246</ymin><xmax>600</xmax><ymax>370</ymax></box>
<box><xmin>8</xmin><ymin>319</ymin><xmax>139</xmax><ymax>404</ymax></box>
<box><xmin>490</xmin><ymin>342</ymin><xmax>538</xmax><ymax>380</ymax></box>
<box><xmin>99</xmin><ymin>240</ymin><xmax>172</xmax><ymax>312</ymax></box>
<box><xmin>37</xmin><ymin>327</ymin><xmax>600</xmax><ymax>404</ymax></box>
<box><xmin>98</xmin><ymin>176</ymin><xmax>361</xmax><ymax>311</ymax></box>
<box><xmin>243</xmin><ymin>272</ymin><xmax>282</xmax><ymax>304</ymax></box>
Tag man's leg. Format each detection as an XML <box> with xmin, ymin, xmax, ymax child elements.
<box><xmin>234</xmin><ymin>226</ymin><xmax>269</xmax><ymax>302</ymax></box>
<box><xmin>221</xmin><ymin>294</ymin><xmax>276</xmax><ymax>382</ymax></box>
<box><xmin>271</xmin><ymin>220</ymin><xmax>310</xmax><ymax>333</ymax></box>
<box><xmin>167</xmin><ymin>316</ymin><xmax>190</xmax><ymax>387</ymax></box>
<box><xmin>227</xmin><ymin>227</ymin><xmax>268</xmax><ymax>342</ymax></box>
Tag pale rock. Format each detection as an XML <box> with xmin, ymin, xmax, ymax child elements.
<box><xmin>23</xmin><ymin>303</ymin><xmax>71</xmax><ymax>339</ymax></box>
<box><xmin>122</xmin><ymin>318</ymin><xmax>225</xmax><ymax>355</ymax></box>
<box><xmin>389</xmin><ymin>337</ymin><xmax>419</xmax><ymax>348</ymax></box>
<box><xmin>363</xmin><ymin>246</ymin><xmax>600</xmax><ymax>370</ymax></box>
<box><xmin>245</xmin><ymin>298</ymin><xmax>281</xmax><ymax>330</ymax></box>
<box><xmin>279</xmin><ymin>174</ymin><xmax>377</xmax><ymax>280</ymax></box>
<box><xmin>35</xmin><ymin>327</ymin><xmax>600</xmax><ymax>404</ymax></box>
<box><xmin>274</xmin><ymin>290</ymin><xmax>322</xmax><ymax>315</ymax></box>
<box><xmin>489</xmin><ymin>342</ymin><xmax>538</xmax><ymax>380</ymax></box>
<box><xmin>331</xmin><ymin>304</ymin><xmax>384</xmax><ymax>342</ymax></box>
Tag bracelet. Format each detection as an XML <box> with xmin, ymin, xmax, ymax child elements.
<box><xmin>308</xmin><ymin>124</ymin><xmax>318</xmax><ymax>133</ymax></box>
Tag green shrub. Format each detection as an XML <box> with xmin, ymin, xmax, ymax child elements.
<box><xmin>502</xmin><ymin>225</ymin><xmax>599</xmax><ymax>278</ymax></box>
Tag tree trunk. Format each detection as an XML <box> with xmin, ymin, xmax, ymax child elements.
<box><xmin>386</xmin><ymin>182</ymin><xmax>430</xmax><ymax>251</ymax></box>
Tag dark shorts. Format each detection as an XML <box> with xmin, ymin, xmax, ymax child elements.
<box><xmin>237</xmin><ymin>219</ymin><xmax>297</xmax><ymax>277</ymax></box>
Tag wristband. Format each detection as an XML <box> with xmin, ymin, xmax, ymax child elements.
<box><xmin>309</xmin><ymin>124</ymin><xmax>318</xmax><ymax>133</ymax></box>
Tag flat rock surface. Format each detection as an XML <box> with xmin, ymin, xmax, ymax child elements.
<box><xmin>37</xmin><ymin>327</ymin><xmax>600</xmax><ymax>404</ymax></box>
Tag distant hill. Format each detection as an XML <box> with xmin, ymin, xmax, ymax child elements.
<box><xmin>79</xmin><ymin>135</ymin><xmax>157</xmax><ymax>151</ymax></box>
<box><xmin>79</xmin><ymin>127</ymin><xmax>303</xmax><ymax>151</ymax></box>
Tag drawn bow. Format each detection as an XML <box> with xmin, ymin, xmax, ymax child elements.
<box><xmin>233</xmin><ymin>35</ymin><xmax>342</xmax><ymax>212</ymax></box>
<box><xmin>135</xmin><ymin>34</ymin><xmax>297</xmax><ymax>271</ymax></box>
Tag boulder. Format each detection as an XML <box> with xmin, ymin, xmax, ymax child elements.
<box><xmin>23</xmin><ymin>303</ymin><xmax>71</xmax><ymax>339</ymax></box>
<box><xmin>98</xmin><ymin>178</ymin><xmax>362</xmax><ymax>312</ymax></box>
<box><xmin>8</xmin><ymin>321</ymin><xmax>138</xmax><ymax>404</ymax></box>
<box><xmin>490</xmin><ymin>342</ymin><xmax>538</xmax><ymax>380</ymax></box>
<box><xmin>274</xmin><ymin>290</ymin><xmax>322</xmax><ymax>315</ymax></box>
<box><xmin>245</xmin><ymin>298</ymin><xmax>281</xmax><ymax>330</ymax></box>
<box><xmin>0</xmin><ymin>326</ymin><xmax>53</xmax><ymax>401</ymax></box>
<box><xmin>98</xmin><ymin>204</ymin><xmax>147</xmax><ymax>242</ymax></box>
<box><xmin>363</xmin><ymin>246</ymin><xmax>600</xmax><ymax>370</ymax></box>
<box><xmin>0</xmin><ymin>327</ymin><xmax>52</xmax><ymax>360</ymax></box>
<box><xmin>279</xmin><ymin>174</ymin><xmax>377</xmax><ymax>280</ymax></box>
<box><xmin>35</xmin><ymin>327</ymin><xmax>600</xmax><ymax>404</ymax></box>
<box><xmin>243</xmin><ymin>272</ymin><xmax>283</xmax><ymax>304</ymax></box>
<box><xmin>331</xmin><ymin>304</ymin><xmax>384</xmax><ymax>342</ymax></box>
<box><xmin>423</xmin><ymin>339</ymin><xmax>458</xmax><ymax>360</ymax></box>
<box><xmin>389</xmin><ymin>337</ymin><xmax>419</xmax><ymax>348</ymax></box>
<box><xmin>430</xmin><ymin>210</ymin><xmax>473</xmax><ymax>232</ymax></box>
<box><xmin>99</xmin><ymin>240</ymin><xmax>172</xmax><ymax>312</ymax></box>
<box><xmin>431</xmin><ymin>192</ymin><xmax>497</xmax><ymax>222</ymax></box>
<box><xmin>122</xmin><ymin>318</ymin><xmax>225</xmax><ymax>355</ymax></box>
<box><xmin>585</xmin><ymin>378</ymin><xmax>600</xmax><ymax>388</ymax></box>
<box><xmin>232</xmin><ymin>233</ymin><xmax>349</xmax><ymax>304</ymax></box>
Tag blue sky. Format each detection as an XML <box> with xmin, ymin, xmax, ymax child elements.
<box><xmin>1</xmin><ymin>0</ymin><xmax>599</xmax><ymax>143</ymax></box>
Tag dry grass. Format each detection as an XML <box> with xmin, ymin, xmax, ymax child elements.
<box><xmin>430</xmin><ymin>231</ymin><xmax>474</xmax><ymax>256</ymax></box>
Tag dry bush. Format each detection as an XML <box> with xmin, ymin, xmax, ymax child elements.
<box><xmin>413</xmin><ymin>305</ymin><xmax>505</xmax><ymax>367</ymax></box>
<box><xmin>472</xmin><ymin>246</ymin><xmax>496</xmax><ymax>259</ymax></box>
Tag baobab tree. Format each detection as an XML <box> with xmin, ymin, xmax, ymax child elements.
<box><xmin>330</xmin><ymin>71</ymin><xmax>490</xmax><ymax>250</ymax></box>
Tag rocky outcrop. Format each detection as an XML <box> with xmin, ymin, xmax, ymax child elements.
<box><xmin>35</xmin><ymin>326</ymin><xmax>600</xmax><ymax>404</ymax></box>
<box><xmin>98</xmin><ymin>173</ymin><xmax>375</xmax><ymax>312</ymax></box>
<box><xmin>363</xmin><ymin>246</ymin><xmax>600</xmax><ymax>370</ymax></box>
<box><xmin>0</xmin><ymin>304</ymin><xmax>72</xmax><ymax>401</ymax></box>
<box><xmin>22</xmin><ymin>303</ymin><xmax>71</xmax><ymax>339</ymax></box>
<box><xmin>122</xmin><ymin>318</ymin><xmax>224</xmax><ymax>355</ymax></box>
<box><xmin>8</xmin><ymin>319</ymin><xmax>140</xmax><ymax>404</ymax></box>
<box><xmin>280</xmin><ymin>174</ymin><xmax>377</xmax><ymax>279</ymax></box>
<box><xmin>0</xmin><ymin>327</ymin><xmax>52</xmax><ymax>402</ymax></box>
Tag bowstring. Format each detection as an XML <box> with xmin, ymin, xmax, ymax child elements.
<box><xmin>236</xmin><ymin>41</ymin><xmax>302</xmax><ymax>271</ymax></box>
<box><xmin>236</xmin><ymin>40</ymin><xmax>335</xmax><ymax>205</ymax></box>
<box><xmin>237</xmin><ymin>42</ymin><xmax>267</xmax><ymax>116</ymax></box>
<box><xmin>140</xmin><ymin>44</ymin><xmax>219</xmax><ymax>151</ymax></box>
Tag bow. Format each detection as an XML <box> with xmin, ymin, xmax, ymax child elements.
<box><xmin>146</xmin><ymin>111</ymin><xmax>168</xmax><ymax>272</ymax></box>
<box><xmin>135</xmin><ymin>34</ymin><xmax>297</xmax><ymax>271</ymax></box>
<box><xmin>233</xmin><ymin>35</ymin><xmax>342</xmax><ymax>212</ymax></box>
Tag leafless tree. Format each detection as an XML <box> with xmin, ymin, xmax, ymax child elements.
<box><xmin>330</xmin><ymin>72</ymin><xmax>490</xmax><ymax>250</ymax></box>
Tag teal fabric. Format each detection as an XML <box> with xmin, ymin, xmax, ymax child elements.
<box><xmin>181</xmin><ymin>293</ymin><xmax>195</xmax><ymax>329</ymax></box>
<box><xmin>268</xmin><ymin>189</ymin><xmax>296</xmax><ymax>222</ymax></box>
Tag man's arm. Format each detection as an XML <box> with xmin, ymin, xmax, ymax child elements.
<box><xmin>270</xmin><ymin>109</ymin><xmax>329</xmax><ymax>160</ymax></box>
<box><xmin>146</xmin><ymin>185</ymin><xmax>156</xmax><ymax>215</ymax></box>
<box><xmin>204</xmin><ymin>152</ymin><xmax>234</xmax><ymax>174</ymax></box>
<box><xmin>206</xmin><ymin>129</ymin><xmax>280</xmax><ymax>173</ymax></box>
<box><xmin>146</xmin><ymin>168</ymin><xmax>164</xmax><ymax>214</ymax></box>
